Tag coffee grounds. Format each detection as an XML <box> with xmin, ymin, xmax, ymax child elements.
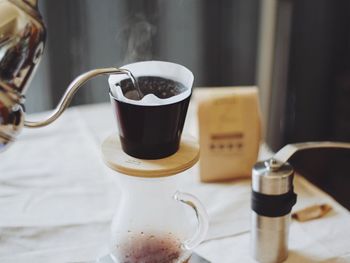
<box><xmin>119</xmin><ymin>76</ymin><xmax>187</xmax><ymax>100</ymax></box>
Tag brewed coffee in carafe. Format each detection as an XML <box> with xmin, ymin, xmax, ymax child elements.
<box><xmin>117</xmin><ymin>232</ymin><xmax>189</xmax><ymax>263</ymax></box>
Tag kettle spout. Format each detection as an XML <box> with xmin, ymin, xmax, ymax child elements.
<box><xmin>24</xmin><ymin>68</ymin><xmax>133</xmax><ymax>128</ymax></box>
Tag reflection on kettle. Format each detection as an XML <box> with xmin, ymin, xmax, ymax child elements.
<box><xmin>0</xmin><ymin>0</ymin><xmax>136</xmax><ymax>151</ymax></box>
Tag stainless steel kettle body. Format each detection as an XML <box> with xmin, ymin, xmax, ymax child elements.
<box><xmin>0</xmin><ymin>0</ymin><xmax>45</xmax><ymax>150</ymax></box>
<box><xmin>0</xmin><ymin>0</ymin><xmax>133</xmax><ymax>151</ymax></box>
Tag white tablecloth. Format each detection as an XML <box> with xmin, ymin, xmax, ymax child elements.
<box><xmin>1</xmin><ymin>99</ymin><xmax>350</xmax><ymax>263</ymax></box>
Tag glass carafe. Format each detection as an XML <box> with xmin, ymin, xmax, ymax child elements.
<box><xmin>109</xmin><ymin>172</ymin><xmax>208</xmax><ymax>263</ymax></box>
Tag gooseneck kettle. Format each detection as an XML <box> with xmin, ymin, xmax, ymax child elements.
<box><xmin>0</xmin><ymin>0</ymin><xmax>132</xmax><ymax>151</ymax></box>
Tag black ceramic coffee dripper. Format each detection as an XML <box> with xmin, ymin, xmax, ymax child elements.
<box><xmin>108</xmin><ymin>61</ymin><xmax>194</xmax><ymax>159</ymax></box>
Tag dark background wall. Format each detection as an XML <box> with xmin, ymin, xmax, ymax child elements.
<box><xmin>267</xmin><ymin>0</ymin><xmax>350</xmax><ymax>209</ymax></box>
<box><xmin>26</xmin><ymin>0</ymin><xmax>260</xmax><ymax>112</ymax></box>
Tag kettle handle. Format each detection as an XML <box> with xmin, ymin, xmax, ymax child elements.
<box><xmin>174</xmin><ymin>191</ymin><xmax>209</xmax><ymax>251</ymax></box>
<box><xmin>24</xmin><ymin>67</ymin><xmax>132</xmax><ymax>128</ymax></box>
<box><xmin>271</xmin><ymin>142</ymin><xmax>350</xmax><ymax>169</ymax></box>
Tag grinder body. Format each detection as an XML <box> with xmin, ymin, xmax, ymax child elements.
<box><xmin>251</xmin><ymin>160</ymin><xmax>296</xmax><ymax>263</ymax></box>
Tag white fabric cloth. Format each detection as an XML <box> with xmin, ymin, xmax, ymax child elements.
<box><xmin>0</xmin><ymin>102</ymin><xmax>350</xmax><ymax>263</ymax></box>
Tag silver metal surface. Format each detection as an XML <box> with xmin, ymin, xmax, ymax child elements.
<box><xmin>273</xmin><ymin>142</ymin><xmax>350</xmax><ymax>168</ymax></box>
<box><xmin>251</xmin><ymin>211</ymin><xmax>289</xmax><ymax>263</ymax></box>
<box><xmin>95</xmin><ymin>253</ymin><xmax>211</xmax><ymax>263</ymax></box>
<box><xmin>251</xmin><ymin>141</ymin><xmax>350</xmax><ymax>262</ymax></box>
<box><xmin>0</xmin><ymin>0</ymin><xmax>45</xmax><ymax>150</ymax></box>
<box><xmin>0</xmin><ymin>65</ymin><xmax>132</xmax><ymax>150</ymax></box>
<box><xmin>24</xmin><ymin>67</ymin><xmax>132</xmax><ymax>128</ymax></box>
<box><xmin>251</xmin><ymin>161</ymin><xmax>293</xmax><ymax>262</ymax></box>
<box><xmin>251</xmin><ymin>149</ymin><xmax>295</xmax><ymax>262</ymax></box>
<box><xmin>0</xmin><ymin>0</ymin><xmax>136</xmax><ymax>150</ymax></box>
<box><xmin>190</xmin><ymin>253</ymin><xmax>211</xmax><ymax>263</ymax></box>
<box><xmin>252</xmin><ymin>160</ymin><xmax>293</xmax><ymax>195</ymax></box>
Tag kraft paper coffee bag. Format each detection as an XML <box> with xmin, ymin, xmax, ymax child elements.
<box><xmin>197</xmin><ymin>87</ymin><xmax>262</xmax><ymax>182</ymax></box>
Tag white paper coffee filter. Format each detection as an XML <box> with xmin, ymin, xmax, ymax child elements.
<box><xmin>108</xmin><ymin>61</ymin><xmax>194</xmax><ymax>106</ymax></box>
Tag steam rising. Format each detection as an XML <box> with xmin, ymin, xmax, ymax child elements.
<box><xmin>118</xmin><ymin>13</ymin><xmax>157</xmax><ymax>64</ymax></box>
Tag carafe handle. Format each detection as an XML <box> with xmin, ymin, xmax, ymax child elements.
<box><xmin>174</xmin><ymin>191</ymin><xmax>209</xmax><ymax>250</ymax></box>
